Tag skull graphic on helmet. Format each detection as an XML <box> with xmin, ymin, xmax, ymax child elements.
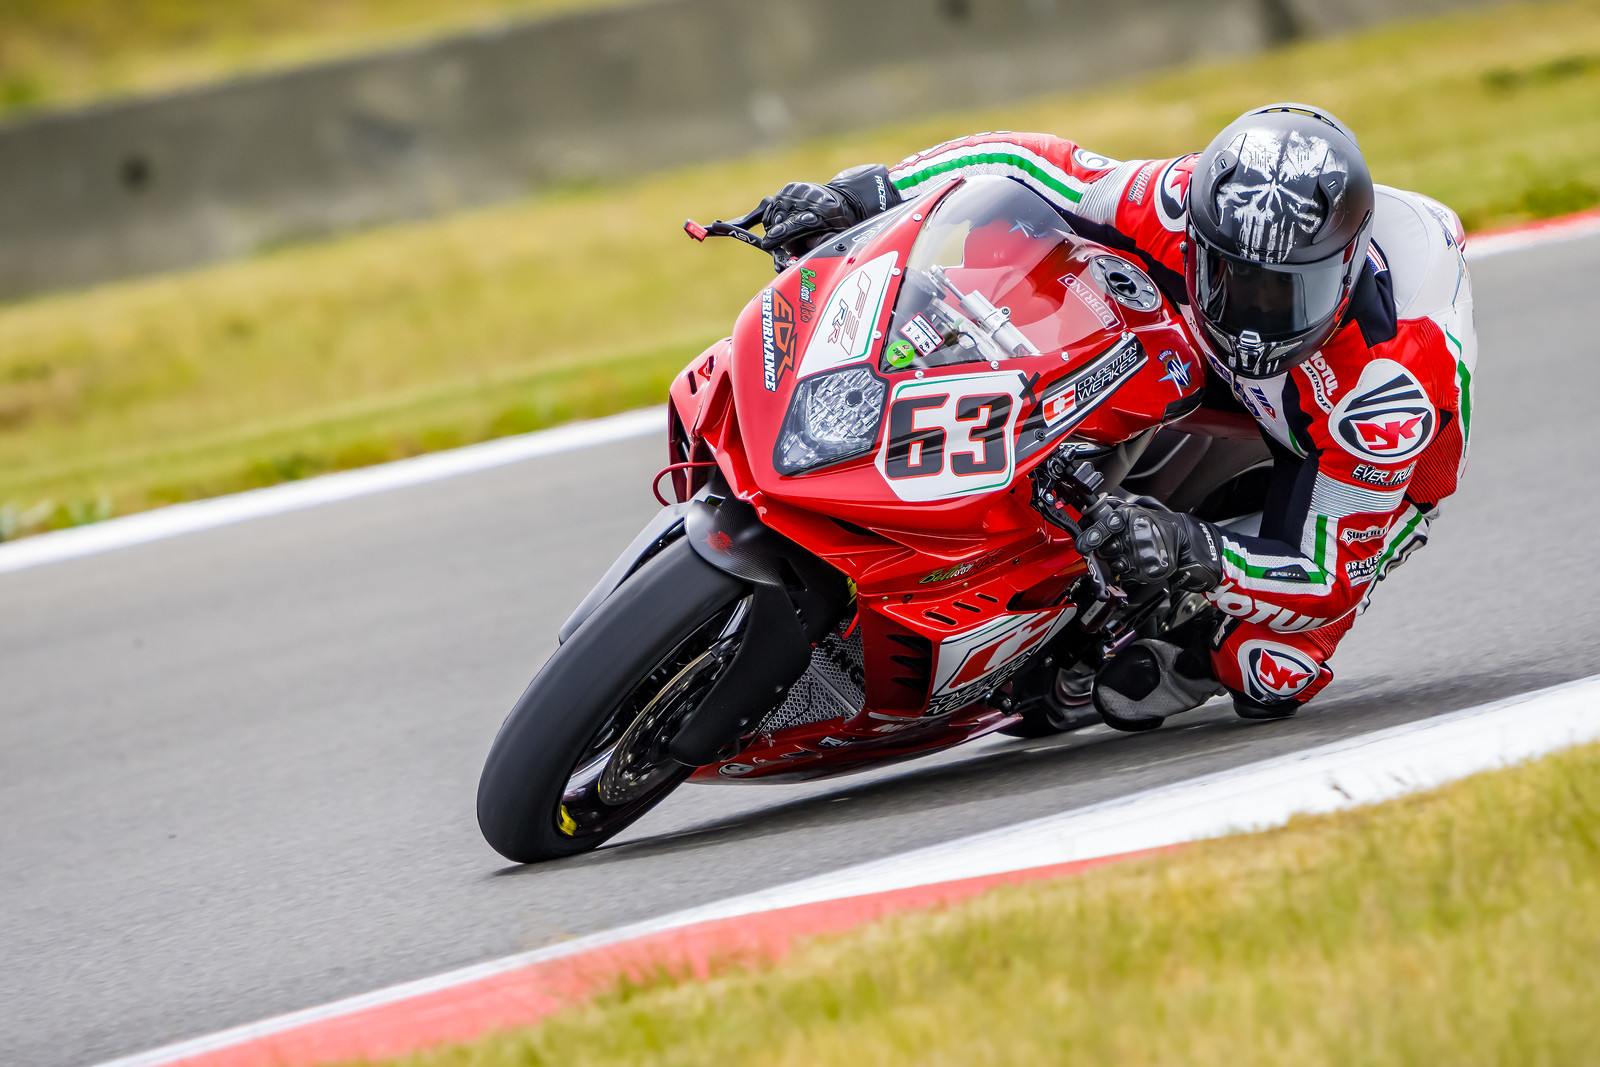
<box><xmin>1214</xmin><ymin>130</ymin><xmax>1348</xmax><ymax>264</ymax></box>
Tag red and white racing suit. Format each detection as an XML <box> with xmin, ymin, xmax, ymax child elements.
<box><xmin>890</xmin><ymin>133</ymin><xmax>1477</xmax><ymax>707</ymax></box>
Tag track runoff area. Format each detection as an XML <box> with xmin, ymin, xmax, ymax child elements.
<box><xmin>73</xmin><ymin>208</ymin><xmax>1600</xmax><ymax>1067</ymax></box>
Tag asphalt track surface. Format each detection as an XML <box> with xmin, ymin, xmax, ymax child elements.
<box><xmin>3</xmin><ymin>235</ymin><xmax>1597</xmax><ymax>1066</ymax></box>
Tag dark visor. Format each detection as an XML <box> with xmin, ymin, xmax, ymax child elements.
<box><xmin>1190</xmin><ymin>241</ymin><xmax>1346</xmax><ymax>341</ymax></box>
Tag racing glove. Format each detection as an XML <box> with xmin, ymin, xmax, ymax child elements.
<box><xmin>760</xmin><ymin>164</ymin><xmax>900</xmax><ymax>258</ymax></box>
<box><xmin>1075</xmin><ymin>497</ymin><xmax>1226</xmax><ymax>593</ymax></box>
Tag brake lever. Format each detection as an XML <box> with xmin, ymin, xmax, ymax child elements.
<box><xmin>683</xmin><ymin>199</ymin><xmax>797</xmax><ymax>273</ymax></box>
<box><xmin>1031</xmin><ymin>449</ymin><xmax>1130</xmax><ymax>628</ymax></box>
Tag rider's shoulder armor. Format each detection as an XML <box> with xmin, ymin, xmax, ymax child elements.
<box><xmin>1371</xmin><ymin>185</ymin><xmax>1470</xmax><ymax>323</ymax></box>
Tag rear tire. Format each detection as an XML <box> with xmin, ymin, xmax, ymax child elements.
<box><xmin>477</xmin><ymin>538</ymin><xmax>748</xmax><ymax>863</ymax></box>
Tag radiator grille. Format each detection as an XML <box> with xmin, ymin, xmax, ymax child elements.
<box><xmin>758</xmin><ymin>627</ymin><xmax>865</xmax><ymax>733</ymax></box>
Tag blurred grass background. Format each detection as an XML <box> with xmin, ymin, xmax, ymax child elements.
<box><xmin>2</xmin><ymin>0</ymin><xmax>1599</xmax><ymax>538</ymax></box>
<box><xmin>382</xmin><ymin>741</ymin><xmax>1600</xmax><ymax>1067</ymax></box>
<box><xmin>0</xmin><ymin>0</ymin><xmax>629</xmax><ymax>117</ymax></box>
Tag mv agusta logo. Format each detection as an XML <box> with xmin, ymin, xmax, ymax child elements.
<box><xmin>1328</xmin><ymin>359</ymin><xmax>1436</xmax><ymax>462</ymax></box>
<box><xmin>1239</xmin><ymin>641</ymin><xmax>1319</xmax><ymax>702</ymax></box>
<box><xmin>761</xmin><ymin>287</ymin><xmax>797</xmax><ymax>391</ymax></box>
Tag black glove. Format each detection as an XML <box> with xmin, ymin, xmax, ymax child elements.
<box><xmin>1075</xmin><ymin>498</ymin><xmax>1225</xmax><ymax>592</ymax></box>
<box><xmin>760</xmin><ymin>164</ymin><xmax>900</xmax><ymax>258</ymax></box>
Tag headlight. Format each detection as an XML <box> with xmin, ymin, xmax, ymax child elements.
<box><xmin>773</xmin><ymin>366</ymin><xmax>888</xmax><ymax>475</ymax></box>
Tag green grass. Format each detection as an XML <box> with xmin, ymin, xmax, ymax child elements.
<box><xmin>375</xmin><ymin>741</ymin><xmax>1600</xmax><ymax>1067</ymax></box>
<box><xmin>4</xmin><ymin>0</ymin><xmax>1600</xmax><ymax>538</ymax></box>
<box><xmin>0</xmin><ymin>0</ymin><xmax>632</xmax><ymax>117</ymax></box>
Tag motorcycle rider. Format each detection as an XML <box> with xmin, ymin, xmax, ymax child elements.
<box><xmin>756</xmin><ymin>104</ymin><xmax>1476</xmax><ymax>730</ymax></box>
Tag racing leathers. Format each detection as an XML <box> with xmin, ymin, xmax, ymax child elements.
<box><xmin>886</xmin><ymin>132</ymin><xmax>1477</xmax><ymax>714</ymax></box>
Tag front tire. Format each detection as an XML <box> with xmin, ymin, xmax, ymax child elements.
<box><xmin>477</xmin><ymin>538</ymin><xmax>748</xmax><ymax>863</ymax></box>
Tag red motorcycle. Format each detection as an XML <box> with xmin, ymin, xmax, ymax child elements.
<box><xmin>477</xmin><ymin>176</ymin><xmax>1266</xmax><ymax>863</ymax></box>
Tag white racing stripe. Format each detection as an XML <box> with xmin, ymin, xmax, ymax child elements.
<box><xmin>7</xmin><ymin>212</ymin><xmax>1598</xmax><ymax>580</ymax></box>
<box><xmin>97</xmin><ymin>672</ymin><xmax>1600</xmax><ymax>1067</ymax></box>
<box><xmin>0</xmin><ymin>406</ymin><xmax>665</xmax><ymax>576</ymax></box>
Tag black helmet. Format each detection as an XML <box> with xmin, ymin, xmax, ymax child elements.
<box><xmin>1184</xmin><ymin>103</ymin><xmax>1374</xmax><ymax>379</ymax></box>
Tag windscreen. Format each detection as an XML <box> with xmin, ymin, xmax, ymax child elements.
<box><xmin>880</xmin><ymin>177</ymin><xmax>1077</xmax><ymax>374</ymax></box>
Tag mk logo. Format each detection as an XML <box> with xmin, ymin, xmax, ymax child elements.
<box><xmin>1353</xmin><ymin>413</ymin><xmax>1425</xmax><ymax>451</ymax></box>
<box><xmin>1257</xmin><ymin>650</ymin><xmax>1312</xmax><ymax>693</ymax></box>
<box><xmin>1330</xmin><ymin>363</ymin><xmax>1436</xmax><ymax>462</ymax></box>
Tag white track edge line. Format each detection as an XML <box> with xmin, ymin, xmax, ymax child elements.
<box><xmin>0</xmin><ymin>406</ymin><xmax>665</xmax><ymax>576</ymax></box>
<box><xmin>9</xmin><ymin>214</ymin><xmax>1600</xmax><ymax>579</ymax></box>
<box><xmin>96</xmin><ymin>671</ymin><xmax>1600</xmax><ymax>1067</ymax></box>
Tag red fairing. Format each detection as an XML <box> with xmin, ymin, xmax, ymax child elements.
<box><xmin>890</xmin><ymin>132</ymin><xmax>1475</xmax><ymax>702</ymax></box>
<box><xmin>666</xmin><ymin>176</ymin><xmax>1205</xmax><ymax>782</ymax></box>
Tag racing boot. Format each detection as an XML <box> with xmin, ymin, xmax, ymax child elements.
<box><xmin>1230</xmin><ymin>690</ymin><xmax>1303</xmax><ymax>720</ymax></box>
<box><xmin>1092</xmin><ymin>638</ymin><xmax>1224</xmax><ymax>732</ymax></box>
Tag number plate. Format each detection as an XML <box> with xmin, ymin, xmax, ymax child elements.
<box><xmin>875</xmin><ymin>370</ymin><xmax>1025</xmax><ymax>502</ymax></box>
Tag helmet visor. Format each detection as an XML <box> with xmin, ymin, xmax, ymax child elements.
<box><xmin>1189</xmin><ymin>239</ymin><xmax>1347</xmax><ymax>341</ymax></box>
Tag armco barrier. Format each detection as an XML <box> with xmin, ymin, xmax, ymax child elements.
<box><xmin>0</xmin><ymin>0</ymin><xmax>1500</xmax><ymax>298</ymax></box>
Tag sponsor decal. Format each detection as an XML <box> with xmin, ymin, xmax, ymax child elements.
<box><xmin>1328</xmin><ymin>359</ymin><xmax>1437</xmax><ymax>462</ymax></box>
<box><xmin>1209</xmin><ymin>582</ymin><xmax>1328</xmax><ymax>632</ymax></box>
<box><xmin>1301</xmin><ymin>354</ymin><xmax>1339</xmax><ymax>412</ymax></box>
<box><xmin>919</xmin><ymin>551</ymin><xmax>1001</xmax><ymax>585</ymax></box>
<box><xmin>1249</xmin><ymin>386</ymin><xmax>1278</xmax><ymax>421</ymax></box>
<box><xmin>930</xmin><ymin>607</ymin><xmax>1077</xmax><ymax>699</ymax></box>
<box><xmin>886</xmin><ymin>339</ymin><xmax>917</xmax><ymax>368</ymax></box>
<box><xmin>816</xmin><ymin>735</ymin><xmax>852</xmax><ymax>748</ymax></box>
<box><xmin>1238</xmin><ymin>641</ymin><xmax>1319</xmax><ymax>702</ymax></box>
<box><xmin>1351</xmin><ymin>461</ymin><xmax>1414</xmax><ymax>487</ymax></box>
<box><xmin>1263</xmin><ymin>564</ymin><xmax>1312</xmax><ymax>583</ymax></box>
<box><xmin>761</xmin><ymin>287</ymin><xmax>797</xmax><ymax>391</ymax></box>
<box><xmin>718</xmin><ymin>762</ymin><xmax>755</xmax><ymax>777</ymax></box>
<box><xmin>1036</xmin><ymin>337</ymin><xmax>1145</xmax><ymax>432</ymax></box>
<box><xmin>798</xmin><ymin>267</ymin><xmax>818</xmax><ymax>322</ymax></box>
<box><xmin>1043</xmin><ymin>390</ymin><xmax>1074</xmax><ymax>425</ymax></box>
<box><xmin>1154</xmin><ymin>156</ymin><xmax>1192</xmax><ymax>233</ymax></box>
<box><xmin>1345</xmin><ymin>555</ymin><xmax>1381</xmax><ymax>586</ymax></box>
<box><xmin>876</xmin><ymin>370</ymin><xmax>1025</xmax><ymax>503</ymax></box>
<box><xmin>901</xmin><ymin>314</ymin><xmax>943</xmax><ymax>356</ymax></box>
<box><xmin>1061</xmin><ymin>273</ymin><xmax>1119</xmax><ymax>330</ymax></box>
<box><xmin>828</xmin><ymin>274</ymin><xmax>871</xmax><ymax>345</ymax></box>
<box><xmin>874</xmin><ymin>172</ymin><xmax>889</xmax><ymax>211</ymax></box>
<box><xmin>1158</xmin><ymin>349</ymin><xmax>1192</xmax><ymax>393</ymax></box>
<box><xmin>872</xmin><ymin>720</ymin><xmax>918</xmax><ymax>733</ymax></box>
<box><xmin>1072</xmin><ymin>146</ymin><xmax>1121</xmax><ymax>171</ymax></box>
<box><xmin>1127</xmin><ymin>161</ymin><xmax>1158</xmax><ymax>205</ymax></box>
<box><xmin>706</xmin><ymin>530</ymin><xmax>732</xmax><ymax>552</ymax></box>
<box><xmin>798</xmin><ymin>252</ymin><xmax>898</xmax><ymax>377</ymax></box>
<box><xmin>851</xmin><ymin>217</ymin><xmax>892</xmax><ymax>245</ymax></box>
<box><xmin>1340</xmin><ymin>524</ymin><xmax>1388</xmax><ymax>545</ymax></box>
<box><xmin>1422</xmin><ymin>199</ymin><xmax>1460</xmax><ymax>249</ymax></box>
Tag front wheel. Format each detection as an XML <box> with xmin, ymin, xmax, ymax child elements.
<box><xmin>477</xmin><ymin>538</ymin><xmax>749</xmax><ymax>863</ymax></box>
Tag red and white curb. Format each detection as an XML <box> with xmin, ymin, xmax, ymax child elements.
<box><xmin>5</xmin><ymin>208</ymin><xmax>1600</xmax><ymax>579</ymax></box>
<box><xmin>1465</xmin><ymin>206</ymin><xmax>1600</xmax><ymax>259</ymax></box>
<box><xmin>98</xmin><ymin>672</ymin><xmax>1600</xmax><ymax>1067</ymax></box>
